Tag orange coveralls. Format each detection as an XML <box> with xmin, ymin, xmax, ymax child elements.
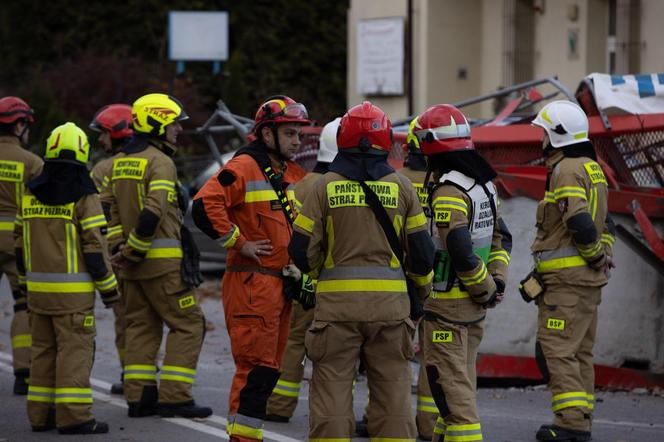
<box><xmin>192</xmin><ymin>143</ymin><xmax>305</xmax><ymax>442</ymax></box>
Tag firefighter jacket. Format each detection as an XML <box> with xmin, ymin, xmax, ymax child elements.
<box><xmin>531</xmin><ymin>150</ymin><xmax>615</xmax><ymax>286</ymax></box>
<box><xmin>191</xmin><ymin>140</ymin><xmax>306</xmax><ymax>273</ymax></box>
<box><xmin>288</xmin><ymin>163</ymin><xmax>435</xmax><ymax>322</ymax></box>
<box><xmin>426</xmin><ymin>171</ymin><xmax>512</xmax><ymax>323</ymax></box>
<box><xmin>107</xmin><ymin>139</ymin><xmax>184</xmax><ymax>280</ymax></box>
<box><xmin>90</xmin><ymin>156</ymin><xmax>114</xmax><ymax>193</ymax></box>
<box><xmin>398</xmin><ymin>166</ymin><xmax>429</xmax><ymax>211</ymax></box>
<box><xmin>14</xmin><ymin>189</ymin><xmax>118</xmax><ymax>315</ymax></box>
<box><xmin>0</xmin><ymin>136</ymin><xmax>43</xmax><ymax>252</ymax></box>
<box><xmin>293</xmin><ymin>171</ymin><xmax>323</xmax><ymax>213</ymax></box>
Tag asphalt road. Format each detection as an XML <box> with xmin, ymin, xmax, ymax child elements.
<box><xmin>0</xmin><ymin>276</ymin><xmax>663</xmax><ymax>442</ymax></box>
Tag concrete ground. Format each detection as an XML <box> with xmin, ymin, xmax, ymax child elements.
<box><xmin>0</xmin><ymin>276</ymin><xmax>663</xmax><ymax>442</ymax></box>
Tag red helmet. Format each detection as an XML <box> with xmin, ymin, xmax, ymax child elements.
<box><xmin>89</xmin><ymin>104</ymin><xmax>133</xmax><ymax>139</ymax></box>
<box><xmin>417</xmin><ymin>104</ymin><xmax>473</xmax><ymax>155</ymax></box>
<box><xmin>0</xmin><ymin>96</ymin><xmax>34</xmax><ymax>124</ymax></box>
<box><xmin>254</xmin><ymin>95</ymin><xmax>310</xmax><ymax>133</ymax></box>
<box><xmin>337</xmin><ymin>101</ymin><xmax>392</xmax><ymax>152</ymax></box>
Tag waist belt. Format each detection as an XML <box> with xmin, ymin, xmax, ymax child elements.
<box><xmin>536</xmin><ymin>247</ymin><xmax>587</xmax><ymax>273</ymax></box>
<box><xmin>226</xmin><ymin>265</ymin><xmax>283</xmax><ymax>278</ymax></box>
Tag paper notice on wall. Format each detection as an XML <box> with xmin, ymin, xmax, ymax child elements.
<box><xmin>587</xmin><ymin>73</ymin><xmax>664</xmax><ymax>115</ymax></box>
<box><xmin>357</xmin><ymin>17</ymin><xmax>405</xmax><ymax>96</ymax></box>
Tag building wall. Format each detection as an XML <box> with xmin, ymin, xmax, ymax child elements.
<box><xmin>348</xmin><ymin>0</ymin><xmax>656</xmax><ymax>122</ymax></box>
<box><xmin>347</xmin><ymin>0</ymin><xmax>409</xmax><ymax>121</ymax></box>
<box><xmin>640</xmin><ymin>0</ymin><xmax>664</xmax><ymax>73</ymax></box>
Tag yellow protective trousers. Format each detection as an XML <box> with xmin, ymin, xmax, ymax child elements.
<box><xmin>536</xmin><ymin>283</ymin><xmax>600</xmax><ymax>432</ymax></box>
<box><xmin>1</xmin><ymin>251</ymin><xmax>31</xmax><ymax>374</ymax></box>
<box><xmin>423</xmin><ymin>316</ymin><xmax>485</xmax><ymax>442</ymax></box>
<box><xmin>306</xmin><ymin>320</ymin><xmax>416</xmax><ymax>441</ymax></box>
<box><xmin>123</xmin><ymin>271</ymin><xmax>205</xmax><ymax>405</ymax></box>
<box><xmin>266</xmin><ymin>302</ymin><xmax>314</xmax><ymax>418</ymax></box>
<box><xmin>27</xmin><ymin>311</ymin><xmax>96</xmax><ymax>429</ymax></box>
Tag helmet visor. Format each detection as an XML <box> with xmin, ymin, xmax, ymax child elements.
<box><xmin>416</xmin><ymin>122</ymin><xmax>471</xmax><ymax>142</ymax></box>
<box><xmin>279</xmin><ymin>103</ymin><xmax>308</xmax><ymax>120</ymax></box>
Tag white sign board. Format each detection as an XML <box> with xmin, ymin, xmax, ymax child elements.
<box><xmin>169</xmin><ymin>11</ymin><xmax>229</xmax><ymax>61</ymax></box>
<box><xmin>357</xmin><ymin>17</ymin><xmax>405</xmax><ymax>96</ymax></box>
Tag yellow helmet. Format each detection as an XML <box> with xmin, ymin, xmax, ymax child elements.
<box><xmin>131</xmin><ymin>93</ymin><xmax>188</xmax><ymax>137</ymax></box>
<box><xmin>44</xmin><ymin>122</ymin><xmax>90</xmax><ymax>164</ymax></box>
<box><xmin>406</xmin><ymin>116</ymin><xmax>421</xmax><ymax>151</ymax></box>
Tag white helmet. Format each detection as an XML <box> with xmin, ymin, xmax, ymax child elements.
<box><xmin>317</xmin><ymin>117</ymin><xmax>341</xmax><ymax>163</ymax></box>
<box><xmin>532</xmin><ymin>100</ymin><xmax>589</xmax><ymax>148</ymax></box>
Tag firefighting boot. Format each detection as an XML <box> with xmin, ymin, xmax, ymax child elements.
<box><xmin>110</xmin><ymin>372</ymin><xmax>124</xmax><ymax>395</ymax></box>
<box><xmin>128</xmin><ymin>385</ymin><xmax>158</xmax><ymax>417</ymax></box>
<box><xmin>13</xmin><ymin>369</ymin><xmax>29</xmax><ymax>395</ymax></box>
<box><xmin>536</xmin><ymin>424</ymin><xmax>591</xmax><ymax>441</ymax></box>
<box><xmin>58</xmin><ymin>419</ymin><xmax>109</xmax><ymax>435</ymax></box>
<box><xmin>31</xmin><ymin>408</ymin><xmax>56</xmax><ymax>432</ymax></box>
<box><xmin>157</xmin><ymin>401</ymin><xmax>213</xmax><ymax>419</ymax></box>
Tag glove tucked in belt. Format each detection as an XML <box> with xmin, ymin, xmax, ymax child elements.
<box><xmin>282</xmin><ymin>264</ymin><xmax>316</xmax><ymax>310</ymax></box>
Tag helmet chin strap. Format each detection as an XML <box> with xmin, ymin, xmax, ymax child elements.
<box><xmin>268</xmin><ymin>124</ymin><xmax>289</xmax><ymax>162</ymax></box>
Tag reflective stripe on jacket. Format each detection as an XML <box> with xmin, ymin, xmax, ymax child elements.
<box><xmin>531</xmin><ymin>152</ymin><xmax>612</xmax><ymax>286</ymax></box>
<box><xmin>0</xmin><ymin>136</ymin><xmax>43</xmax><ymax>252</ymax></box>
<box><xmin>192</xmin><ymin>151</ymin><xmax>306</xmax><ymax>272</ymax></box>
<box><xmin>15</xmin><ymin>192</ymin><xmax>117</xmax><ymax>314</ymax></box>
<box><xmin>107</xmin><ymin>144</ymin><xmax>183</xmax><ymax>280</ymax></box>
<box><xmin>290</xmin><ymin>170</ymin><xmax>434</xmax><ymax>322</ymax></box>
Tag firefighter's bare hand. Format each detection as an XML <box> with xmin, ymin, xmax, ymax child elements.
<box><xmin>240</xmin><ymin>239</ymin><xmax>273</xmax><ymax>265</ymax></box>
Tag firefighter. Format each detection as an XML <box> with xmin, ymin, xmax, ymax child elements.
<box><xmin>89</xmin><ymin>103</ymin><xmax>133</xmax><ymax>395</ymax></box>
<box><xmin>355</xmin><ymin>116</ymin><xmax>435</xmax><ymax>440</ymax></box>
<box><xmin>16</xmin><ymin>122</ymin><xmax>119</xmax><ymax>434</ymax></box>
<box><xmin>289</xmin><ymin>101</ymin><xmax>435</xmax><ymax>440</ymax></box>
<box><xmin>402</xmin><ymin>116</ymin><xmax>438</xmax><ymax>441</ymax></box>
<box><xmin>108</xmin><ymin>93</ymin><xmax>211</xmax><ymax>419</ymax></box>
<box><xmin>530</xmin><ymin>101</ymin><xmax>615</xmax><ymax>442</ymax></box>
<box><xmin>265</xmin><ymin>117</ymin><xmax>340</xmax><ymax>422</ymax></box>
<box><xmin>192</xmin><ymin>95</ymin><xmax>311</xmax><ymax>442</ymax></box>
<box><xmin>0</xmin><ymin>96</ymin><xmax>43</xmax><ymax>395</ymax></box>
<box><xmin>417</xmin><ymin>104</ymin><xmax>512</xmax><ymax>442</ymax></box>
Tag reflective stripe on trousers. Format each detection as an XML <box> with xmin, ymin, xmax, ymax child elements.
<box><xmin>160</xmin><ymin>365</ymin><xmax>196</xmax><ymax>384</ymax></box>
<box><xmin>227</xmin><ymin>413</ymin><xmax>264</xmax><ymax>440</ymax></box>
<box><xmin>551</xmin><ymin>391</ymin><xmax>589</xmax><ymax>412</ymax></box>
<box><xmin>444</xmin><ymin>422</ymin><xmax>482</xmax><ymax>441</ymax></box>
<box><xmin>124</xmin><ymin>364</ymin><xmax>157</xmax><ymax>381</ymax></box>
<box><xmin>417</xmin><ymin>395</ymin><xmax>438</xmax><ymax>413</ymax></box>
<box><xmin>272</xmin><ymin>379</ymin><xmax>300</xmax><ymax>398</ymax></box>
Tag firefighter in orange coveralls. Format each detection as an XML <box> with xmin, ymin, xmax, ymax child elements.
<box><xmin>265</xmin><ymin>117</ymin><xmax>340</xmax><ymax>422</ymax></box>
<box><xmin>89</xmin><ymin>103</ymin><xmax>133</xmax><ymax>395</ymax></box>
<box><xmin>417</xmin><ymin>104</ymin><xmax>512</xmax><ymax>442</ymax></box>
<box><xmin>0</xmin><ymin>96</ymin><xmax>43</xmax><ymax>395</ymax></box>
<box><xmin>192</xmin><ymin>95</ymin><xmax>312</xmax><ymax>442</ymax></box>
<box><xmin>16</xmin><ymin>122</ymin><xmax>119</xmax><ymax>434</ymax></box>
<box><xmin>289</xmin><ymin>101</ymin><xmax>435</xmax><ymax>441</ymax></box>
<box><xmin>530</xmin><ymin>101</ymin><xmax>615</xmax><ymax>442</ymax></box>
<box><xmin>109</xmin><ymin>93</ymin><xmax>211</xmax><ymax>419</ymax></box>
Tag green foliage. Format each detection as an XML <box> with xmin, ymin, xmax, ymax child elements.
<box><xmin>0</xmin><ymin>0</ymin><xmax>348</xmax><ymax>151</ymax></box>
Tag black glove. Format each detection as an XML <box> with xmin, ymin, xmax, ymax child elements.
<box><xmin>407</xmin><ymin>279</ymin><xmax>424</xmax><ymax>321</ymax></box>
<box><xmin>282</xmin><ymin>266</ymin><xmax>316</xmax><ymax>310</ymax></box>
<box><xmin>100</xmin><ymin>289</ymin><xmax>119</xmax><ymax>308</ymax></box>
<box><xmin>180</xmin><ymin>225</ymin><xmax>203</xmax><ymax>287</ymax></box>
<box><xmin>494</xmin><ymin>278</ymin><xmax>505</xmax><ymax>294</ymax></box>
